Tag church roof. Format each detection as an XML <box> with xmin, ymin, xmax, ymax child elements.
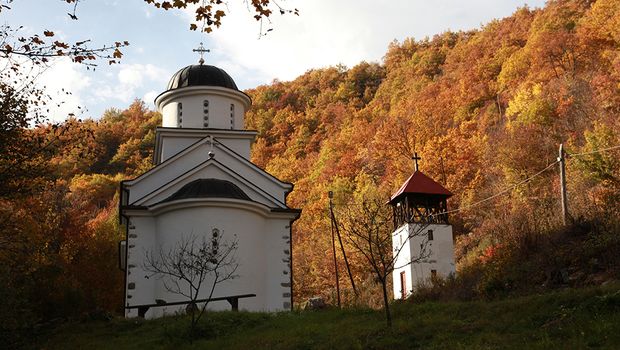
<box><xmin>159</xmin><ymin>178</ymin><xmax>251</xmax><ymax>204</ymax></box>
<box><xmin>166</xmin><ymin>64</ymin><xmax>239</xmax><ymax>91</ymax></box>
<box><xmin>389</xmin><ymin>171</ymin><xmax>453</xmax><ymax>204</ymax></box>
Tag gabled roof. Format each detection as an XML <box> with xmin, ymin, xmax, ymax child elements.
<box><xmin>124</xmin><ymin>135</ymin><xmax>292</xmax><ymax>200</ymax></box>
<box><xmin>389</xmin><ymin>171</ymin><xmax>452</xmax><ymax>204</ymax></box>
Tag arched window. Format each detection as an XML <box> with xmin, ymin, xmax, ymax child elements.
<box><xmin>203</xmin><ymin>100</ymin><xmax>209</xmax><ymax>127</ymax></box>
<box><xmin>230</xmin><ymin>104</ymin><xmax>235</xmax><ymax>129</ymax></box>
<box><xmin>177</xmin><ymin>102</ymin><xmax>183</xmax><ymax>127</ymax></box>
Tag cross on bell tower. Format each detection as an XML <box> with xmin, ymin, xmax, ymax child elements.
<box><xmin>412</xmin><ymin>152</ymin><xmax>421</xmax><ymax>172</ymax></box>
<box><xmin>193</xmin><ymin>42</ymin><xmax>210</xmax><ymax>65</ymax></box>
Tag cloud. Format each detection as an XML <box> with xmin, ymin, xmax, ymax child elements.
<box><xmin>92</xmin><ymin>63</ymin><xmax>170</xmax><ymax>104</ymax></box>
<box><xmin>37</xmin><ymin>58</ymin><xmax>92</xmax><ymax>122</ymax></box>
<box><xmin>182</xmin><ymin>0</ymin><xmax>546</xmax><ymax>89</ymax></box>
<box><xmin>143</xmin><ymin>90</ymin><xmax>159</xmax><ymax>106</ymax></box>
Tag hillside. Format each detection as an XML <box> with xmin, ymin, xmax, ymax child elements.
<box><xmin>242</xmin><ymin>0</ymin><xmax>620</xmax><ymax>302</ymax></box>
<box><xmin>40</xmin><ymin>284</ymin><xmax>620</xmax><ymax>349</ymax></box>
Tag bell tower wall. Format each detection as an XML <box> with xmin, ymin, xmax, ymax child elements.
<box><xmin>157</xmin><ymin>86</ymin><xmax>250</xmax><ymax>130</ymax></box>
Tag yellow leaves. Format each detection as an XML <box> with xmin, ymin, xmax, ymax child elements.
<box><xmin>505</xmin><ymin>83</ymin><xmax>555</xmax><ymax>128</ymax></box>
<box><xmin>579</xmin><ymin>0</ymin><xmax>620</xmax><ymax>44</ymax></box>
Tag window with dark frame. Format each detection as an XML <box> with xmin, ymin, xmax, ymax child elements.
<box><xmin>177</xmin><ymin>102</ymin><xmax>183</xmax><ymax>127</ymax></box>
<box><xmin>230</xmin><ymin>103</ymin><xmax>235</xmax><ymax>129</ymax></box>
<box><xmin>203</xmin><ymin>100</ymin><xmax>209</xmax><ymax>127</ymax></box>
<box><xmin>427</xmin><ymin>229</ymin><xmax>434</xmax><ymax>241</ymax></box>
<box><xmin>212</xmin><ymin>228</ymin><xmax>219</xmax><ymax>255</ymax></box>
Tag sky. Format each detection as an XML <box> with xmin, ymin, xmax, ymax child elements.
<box><xmin>2</xmin><ymin>0</ymin><xmax>547</xmax><ymax>122</ymax></box>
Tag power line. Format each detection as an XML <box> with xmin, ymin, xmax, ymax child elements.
<box><xmin>329</xmin><ymin>143</ymin><xmax>620</xmax><ymax>218</ymax></box>
<box><xmin>430</xmin><ymin>160</ymin><xmax>559</xmax><ymax>217</ymax></box>
<box><xmin>568</xmin><ymin>145</ymin><xmax>620</xmax><ymax>157</ymax></box>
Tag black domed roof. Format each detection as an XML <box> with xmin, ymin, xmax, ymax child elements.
<box><xmin>160</xmin><ymin>178</ymin><xmax>251</xmax><ymax>204</ymax></box>
<box><xmin>166</xmin><ymin>64</ymin><xmax>238</xmax><ymax>91</ymax></box>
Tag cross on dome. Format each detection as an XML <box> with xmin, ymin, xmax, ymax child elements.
<box><xmin>192</xmin><ymin>42</ymin><xmax>210</xmax><ymax>65</ymax></box>
<box><xmin>412</xmin><ymin>152</ymin><xmax>421</xmax><ymax>172</ymax></box>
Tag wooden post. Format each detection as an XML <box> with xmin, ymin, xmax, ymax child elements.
<box><xmin>328</xmin><ymin>191</ymin><xmax>341</xmax><ymax>307</ymax></box>
<box><xmin>331</xmin><ymin>203</ymin><xmax>358</xmax><ymax>298</ymax></box>
<box><xmin>558</xmin><ymin>144</ymin><xmax>569</xmax><ymax>225</ymax></box>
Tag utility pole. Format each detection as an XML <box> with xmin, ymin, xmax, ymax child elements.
<box><xmin>330</xmin><ymin>203</ymin><xmax>358</xmax><ymax>298</ymax></box>
<box><xmin>328</xmin><ymin>191</ymin><xmax>341</xmax><ymax>307</ymax></box>
<box><xmin>558</xmin><ymin>143</ymin><xmax>569</xmax><ymax>225</ymax></box>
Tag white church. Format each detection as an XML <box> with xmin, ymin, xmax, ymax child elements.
<box><xmin>389</xmin><ymin>158</ymin><xmax>456</xmax><ymax>300</ymax></box>
<box><xmin>118</xmin><ymin>60</ymin><xmax>301</xmax><ymax>318</ymax></box>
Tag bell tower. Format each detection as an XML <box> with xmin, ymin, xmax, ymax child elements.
<box><xmin>389</xmin><ymin>153</ymin><xmax>456</xmax><ymax>299</ymax></box>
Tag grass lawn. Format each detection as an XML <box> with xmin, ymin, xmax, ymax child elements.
<box><xmin>38</xmin><ymin>284</ymin><xmax>620</xmax><ymax>349</ymax></box>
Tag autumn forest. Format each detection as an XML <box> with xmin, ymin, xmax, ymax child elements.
<box><xmin>1</xmin><ymin>0</ymin><xmax>619</xmax><ymax>344</ymax></box>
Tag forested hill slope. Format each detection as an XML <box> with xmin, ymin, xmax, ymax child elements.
<box><xmin>243</xmin><ymin>0</ymin><xmax>620</xmax><ymax>301</ymax></box>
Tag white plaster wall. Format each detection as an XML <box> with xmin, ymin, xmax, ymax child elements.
<box><xmin>392</xmin><ymin>223</ymin><xmax>456</xmax><ymax>299</ymax></box>
<box><xmin>161</xmin><ymin>94</ymin><xmax>244</xmax><ymax>130</ymax></box>
<box><xmin>263</xmin><ymin>219</ymin><xmax>293</xmax><ymax>311</ymax></box>
<box><xmin>125</xmin><ymin>205</ymin><xmax>289</xmax><ymax>318</ymax></box>
<box><xmin>426</xmin><ymin>224</ymin><xmax>456</xmax><ymax>279</ymax></box>
<box><xmin>392</xmin><ymin>225</ymin><xmax>411</xmax><ymax>299</ymax></box>
<box><xmin>159</xmin><ymin>135</ymin><xmax>252</xmax><ymax>163</ymax></box>
<box><xmin>160</xmin><ymin>136</ymin><xmax>200</xmax><ymax>162</ymax></box>
<box><xmin>124</xmin><ymin>216</ymin><xmax>157</xmax><ymax>318</ymax></box>
<box><xmin>162</xmin><ymin>102</ymin><xmax>179</xmax><ymax>127</ymax></box>
<box><xmin>213</xmin><ymin>137</ymin><xmax>252</xmax><ymax>160</ymax></box>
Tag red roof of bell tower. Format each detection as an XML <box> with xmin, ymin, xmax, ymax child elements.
<box><xmin>389</xmin><ymin>171</ymin><xmax>453</xmax><ymax>204</ymax></box>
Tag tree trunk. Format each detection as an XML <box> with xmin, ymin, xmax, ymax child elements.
<box><xmin>381</xmin><ymin>280</ymin><xmax>392</xmax><ymax>327</ymax></box>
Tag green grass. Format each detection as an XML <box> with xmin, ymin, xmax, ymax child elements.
<box><xmin>38</xmin><ymin>284</ymin><xmax>620</xmax><ymax>349</ymax></box>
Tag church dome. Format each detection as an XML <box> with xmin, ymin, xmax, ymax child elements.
<box><xmin>166</xmin><ymin>64</ymin><xmax>239</xmax><ymax>91</ymax></box>
<box><xmin>160</xmin><ymin>178</ymin><xmax>251</xmax><ymax>203</ymax></box>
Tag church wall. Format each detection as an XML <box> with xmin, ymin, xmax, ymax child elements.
<box><xmin>159</xmin><ymin>135</ymin><xmax>200</xmax><ymax>162</ymax></box>
<box><xmin>158</xmin><ymin>135</ymin><xmax>252</xmax><ymax>163</ymax></box>
<box><xmin>124</xmin><ymin>216</ymin><xmax>157</xmax><ymax>318</ymax></box>
<box><xmin>263</xmin><ymin>219</ymin><xmax>293</xmax><ymax>311</ymax></box>
<box><xmin>212</xmin><ymin>137</ymin><xmax>252</xmax><ymax>160</ymax></box>
<box><xmin>161</xmin><ymin>94</ymin><xmax>245</xmax><ymax>130</ymax></box>
<box><xmin>161</xmin><ymin>102</ymin><xmax>179</xmax><ymax>128</ymax></box>
<box><xmin>144</xmin><ymin>205</ymin><xmax>279</xmax><ymax>315</ymax></box>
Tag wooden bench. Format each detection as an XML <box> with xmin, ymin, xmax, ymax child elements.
<box><xmin>126</xmin><ymin>293</ymin><xmax>256</xmax><ymax>318</ymax></box>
